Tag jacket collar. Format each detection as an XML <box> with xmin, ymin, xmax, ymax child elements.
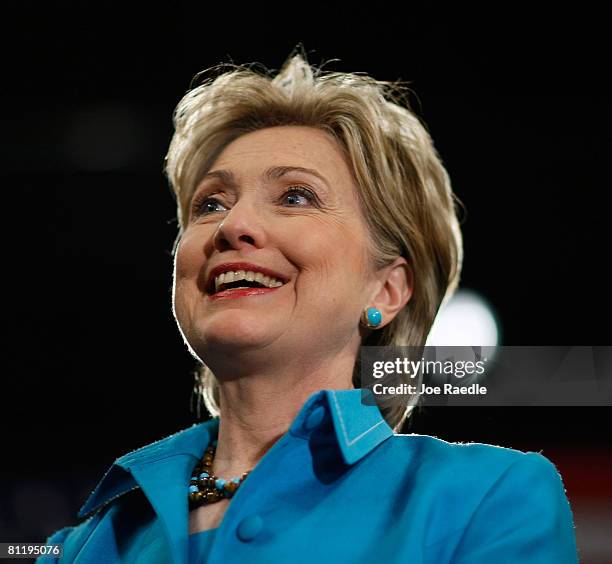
<box><xmin>79</xmin><ymin>388</ymin><xmax>392</xmax><ymax>520</ymax></box>
<box><xmin>289</xmin><ymin>387</ymin><xmax>394</xmax><ymax>465</ymax></box>
<box><xmin>78</xmin><ymin>419</ymin><xmax>218</xmax><ymax>519</ymax></box>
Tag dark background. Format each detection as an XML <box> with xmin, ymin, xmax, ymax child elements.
<box><xmin>2</xmin><ymin>7</ymin><xmax>610</xmax><ymax>563</ymax></box>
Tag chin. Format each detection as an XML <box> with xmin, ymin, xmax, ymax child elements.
<box><xmin>196</xmin><ymin>313</ymin><xmax>273</xmax><ymax>349</ymax></box>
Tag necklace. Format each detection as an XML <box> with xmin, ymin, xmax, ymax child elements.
<box><xmin>188</xmin><ymin>440</ymin><xmax>251</xmax><ymax>507</ymax></box>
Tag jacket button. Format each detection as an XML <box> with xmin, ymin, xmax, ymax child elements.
<box><xmin>303</xmin><ymin>404</ymin><xmax>326</xmax><ymax>431</ymax></box>
<box><xmin>236</xmin><ymin>514</ymin><xmax>263</xmax><ymax>542</ymax></box>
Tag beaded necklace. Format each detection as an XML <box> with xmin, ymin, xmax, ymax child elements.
<box><xmin>188</xmin><ymin>439</ymin><xmax>251</xmax><ymax>508</ymax></box>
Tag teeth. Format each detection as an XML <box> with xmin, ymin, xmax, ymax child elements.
<box><xmin>213</xmin><ymin>270</ymin><xmax>285</xmax><ymax>292</ymax></box>
<box><xmin>214</xmin><ymin>273</ymin><xmax>224</xmax><ymax>293</ymax></box>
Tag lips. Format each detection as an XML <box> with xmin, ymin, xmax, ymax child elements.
<box><xmin>205</xmin><ymin>262</ymin><xmax>290</xmax><ymax>295</ymax></box>
<box><xmin>208</xmin><ymin>285</ymin><xmax>283</xmax><ymax>300</ymax></box>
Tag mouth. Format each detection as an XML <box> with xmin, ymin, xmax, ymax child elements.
<box><xmin>206</xmin><ymin>268</ymin><xmax>290</xmax><ymax>298</ymax></box>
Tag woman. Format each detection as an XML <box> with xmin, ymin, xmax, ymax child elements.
<box><xmin>40</xmin><ymin>51</ymin><xmax>579</xmax><ymax>563</ymax></box>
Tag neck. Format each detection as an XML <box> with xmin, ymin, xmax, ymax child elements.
<box><xmin>210</xmin><ymin>354</ymin><xmax>356</xmax><ymax>479</ymax></box>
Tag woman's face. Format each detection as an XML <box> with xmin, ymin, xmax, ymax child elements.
<box><xmin>173</xmin><ymin>126</ymin><xmax>380</xmax><ymax>373</ymax></box>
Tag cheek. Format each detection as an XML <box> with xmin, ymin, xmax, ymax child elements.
<box><xmin>328</xmin><ymin>247</ymin><xmax>370</xmax><ymax>299</ymax></box>
<box><xmin>174</xmin><ymin>250</ymin><xmax>194</xmax><ymax>282</ymax></box>
<box><xmin>293</xmin><ymin>223</ymin><xmax>371</xmax><ymax>299</ymax></box>
<box><xmin>174</xmin><ymin>229</ymin><xmax>207</xmax><ymax>280</ymax></box>
<box><xmin>172</xmin><ymin>238</ymin><xmax>204</xmax><ymax>311</ymax></box>
<box><xmin>172</xmin><ymin>263</ymin><xmax>191</xmax><ymax>330</ymax></box>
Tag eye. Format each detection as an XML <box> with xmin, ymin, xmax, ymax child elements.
<box><xmin>190</xmin><ymin>185</ymin><xmax>318</xmax><ymax>219</ymax></box>
<box><xmin>282</xmin><ymin>186</ymin><xmax>317</xmax><ymax>207</ymax></box>
<box><xmin>191</xmin><ymin>194</ymin><xmax>228</xmax><ymax>217</ymax></box>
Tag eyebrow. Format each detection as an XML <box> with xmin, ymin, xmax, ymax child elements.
<box><xmin>198</xmin><ymin>165</ymin><xmax>331</xmax><ymax>191</ymax></box>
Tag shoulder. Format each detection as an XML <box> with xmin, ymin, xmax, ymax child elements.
<box><xmin>389</xmin><ymin>432</ymin><xmax>562</xmax><ymax>479</ymax></box>
<box><xmin>384</xmin><ymin>434</ymin><xmax>578</xmax><ymax>562</ymax></box>
<box><xmin>384</xmin><ymin>433</ymin><xmax>571</xmax><ymax>514</ymax></box>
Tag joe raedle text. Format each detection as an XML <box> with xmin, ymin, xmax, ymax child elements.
<box><xmin>372</xmin><ymin>383</ymin><xmax>488</xmax><ymax>396</ymax></box>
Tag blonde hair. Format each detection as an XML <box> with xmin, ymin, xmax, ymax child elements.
<box><xmin>164</xmin><ymin>49</ymin><xmax>464</xmax><ymax>432</ymax></box>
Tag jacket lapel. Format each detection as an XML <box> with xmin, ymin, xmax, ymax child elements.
<box><xmin>128</xmin><ymin>455</ymin><xmax>194</xmax><ymax>564</ymax></box>
<box><xmin>78</xmin><ymin>420</ymin><xmax>219</xmax><ymax>564</ymax></box>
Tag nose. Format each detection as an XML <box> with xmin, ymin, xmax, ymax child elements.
<box><xmin>212</xmin><ymin>199</ymin><xmax>266</xmax><ymax>252</ymax></box>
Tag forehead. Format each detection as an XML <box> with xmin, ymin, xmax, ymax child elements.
<box><xmin>209</xmin><ymin>126</ymin><xmax>355</xmax><ymax>188</ymax></box>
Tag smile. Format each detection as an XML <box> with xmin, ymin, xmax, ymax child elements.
<box><xmin>207</xmin><ymin>269</ymin><xmax>288</xmax><ymax>300</ymax></box>
<box><xmin>214</xmin><ymin>270</ymin><xmax>285</xmax><ymax>293</ymax></box>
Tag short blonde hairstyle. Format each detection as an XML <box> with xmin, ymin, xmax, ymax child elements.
<box><xmin>164</xmin><ymin>50</ymin><xmax>464</xmax><ymax>432</ymax></box>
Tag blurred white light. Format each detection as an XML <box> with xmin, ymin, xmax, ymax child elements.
<box><xmin>426</xmin><ymin>289</ymin><xmax>500</xmax><ymax>347</ymax></box>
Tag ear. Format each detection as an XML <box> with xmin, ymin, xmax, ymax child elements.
<box><xmin>368</xmin><ymin>257</ymin><xmax>414</xmax><ymax>328</ymax></box>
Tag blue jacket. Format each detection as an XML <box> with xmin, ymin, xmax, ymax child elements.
<box><xmin>39</xmin><ymin>388</ymin><xmax>579</xmax><ymax>563</ymax></box>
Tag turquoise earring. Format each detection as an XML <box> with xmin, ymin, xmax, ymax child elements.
<box><xmin>361</xmin><ymin>307</ymin><xmax>382</xmax><ymax>329</ymax></box>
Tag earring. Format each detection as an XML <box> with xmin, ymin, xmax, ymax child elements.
<box><xmin>361</xmin><ymin>307</ymin><xmax>382</xmax><ymax>329</ymax></box>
